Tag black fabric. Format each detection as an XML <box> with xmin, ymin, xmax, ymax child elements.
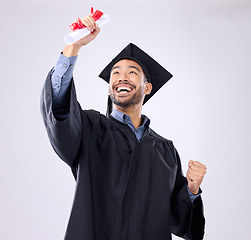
<box><xmin>40</xmin><ymin>72</ymin><xmax>205</xmax><ymax>240</ymax></box>
<box><xmin>106</xmin><ymin>95</ymin><xmax>113</xmax><ymax>117</ymax></box>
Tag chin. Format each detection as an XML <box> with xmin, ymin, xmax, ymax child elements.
<box><xmin>114</xmin><ymin>100</ymin><xmax>132</xmax><ymax>108</ymax></box>
<box><xmin>111</xmin><ymin>91</ymin><xmax>144</xmax><ymax>108</ymax></box>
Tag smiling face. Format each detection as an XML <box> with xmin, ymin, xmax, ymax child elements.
<box><xmin>108</xmin><ymin>59</ymin><xmax>152</xmax><ymax>109</ymax></box>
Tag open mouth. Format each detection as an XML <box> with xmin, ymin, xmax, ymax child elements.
<box><xmin>116</xmin><ymin>86</ymin><xmax>133</xmax><ymax>93</ymax></box>
<box><xmin>113</xmin><ymin>82</ymin><xmax>135</xmax><ymax>95</ymax></box>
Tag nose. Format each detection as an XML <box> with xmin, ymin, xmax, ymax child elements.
<box><xmin>118</xmin><ymin>71</ymin><xmax>130</xmax><ymax>82</ymax></box>
<box><xmin>118</xmin><ymin>78</ymin><xmax>128</xmax><ymax>83</ymax></box>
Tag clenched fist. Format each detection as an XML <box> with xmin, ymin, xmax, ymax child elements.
<box><xmin>186</xmin><ymin>160</ymin><xmax>207</xmax><ymax>195</ymax></box>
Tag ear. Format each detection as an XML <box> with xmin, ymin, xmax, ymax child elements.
<box><xmin>144</xmin><ymin>82</ymin><xmax>152</xmax><ymax>95</ymax></box>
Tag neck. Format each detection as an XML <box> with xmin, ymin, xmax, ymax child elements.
<box><xmin>113</xmin><ymin>104</ymin><xmax>142</xmax><ymax>129</ymax></box>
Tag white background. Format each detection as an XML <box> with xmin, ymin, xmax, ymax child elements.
<box><xmin>1</xmin><ymin>0</ymin><xmax>251</xmax><ymax>239</ymax></box>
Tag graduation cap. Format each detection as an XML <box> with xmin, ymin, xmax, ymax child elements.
<box><xmin>99</xmin><ymin>43</ymin><xmax>173</xmax><ymax>116</ymax></box>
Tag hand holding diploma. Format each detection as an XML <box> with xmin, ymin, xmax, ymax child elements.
<box><xmin>64</xmin><ymin>7</ymin><xmax>111</xmax><ymax>45</ymax></box>
<box><xmin>70</xmin><ymin>15</ymin><xmax>101</xmax><ymax>46</ymax></box>
<box><xmin>63</xmin><ymin>14</ymin><xmax>101</xmax><ymax>57</ymax></box>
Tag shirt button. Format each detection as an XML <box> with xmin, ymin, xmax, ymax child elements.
<box><xmin>64</xmin><ymin>64</ymin><xmax>67</xmax><ymax>68</ymax></box>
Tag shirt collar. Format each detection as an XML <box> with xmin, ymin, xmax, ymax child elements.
<box><xmin>111</xmin><ymin>109</ymin><xmax>150</xmax><ymax>129</ymax></box>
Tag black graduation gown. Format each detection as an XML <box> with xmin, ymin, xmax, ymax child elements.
<box><xmin>40</xmin><ymin>72</ymin><xmax>205</xmax><ymax>240</ymax></box>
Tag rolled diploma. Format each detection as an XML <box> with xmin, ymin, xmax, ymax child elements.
<box><xmin>64</xmin><ymin>15</ymin><xmax>111</xmax><ymax>44</ymax></box>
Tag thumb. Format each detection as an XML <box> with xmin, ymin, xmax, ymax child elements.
<box><xmin>188</xmin><ymin>160</ymin><xmax>193</xmax><ymax>168</ymax></box>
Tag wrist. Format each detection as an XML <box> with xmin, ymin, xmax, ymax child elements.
<box><xmin>191</xmin><ymin>190</ymin><xmax>199</xmax><ymax>195</ymax></box>
<box><xmin>188</xmin><ymin>186</ymin><xmax>199</xmax><ymax>195</ymax></box>
<box><xmin>63</xmin><ymin>44</ymin><xmax>81</xmax><ymax>57</ymax></box>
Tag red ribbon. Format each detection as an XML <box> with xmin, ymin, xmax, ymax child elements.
<box><xmin>69</xmin><ymin>7</ymin><xmax>103</xmax><ymax>32</ymax></box>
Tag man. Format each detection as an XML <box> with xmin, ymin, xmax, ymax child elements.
<box><xmin>41</xmin><ymin>15</ymin><xmax>207</xmax><ymax>240</ymax></box>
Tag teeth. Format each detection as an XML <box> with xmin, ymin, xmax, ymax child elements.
<box><xmin>117</xmin><ymin>87</ymin><xmax>132</xmax><ymax>93</ymax></box>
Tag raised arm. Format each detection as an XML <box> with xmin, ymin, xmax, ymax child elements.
<box><xmin>41</xmin><ymin>15</ymin><xmax>100</xmax><ymax>168</ymax></box>
<box><xmin>51</xmin><ymin>15</ymin><xmax>100</xmax><ymax>120</ymax></box>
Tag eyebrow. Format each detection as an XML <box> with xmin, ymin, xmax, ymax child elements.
<box><xmin>111</xmin><ymin>65</ymin><xmax>141</xmax><ymax>72</ymax></box>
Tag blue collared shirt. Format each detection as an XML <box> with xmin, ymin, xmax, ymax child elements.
<box><xmin>111</xmin><ymin>109</ymin><xmax>150</xmax><ymax>141</ymax></box>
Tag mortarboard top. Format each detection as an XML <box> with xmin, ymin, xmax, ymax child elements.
<box><xmin>99</xmin><ymin>43</ymin><xmax>173</xmax><ymax>104</ymax></box>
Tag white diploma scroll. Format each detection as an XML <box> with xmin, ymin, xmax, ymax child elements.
<box><xmin>64</xmin><ymin>15</ymin><xmax>111</xmax><ymax>44</ymax></box>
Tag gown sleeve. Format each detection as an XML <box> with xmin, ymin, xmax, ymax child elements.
<box><xmin>170</xmin><ymin>147</ymin><xmax>205</xmax><ymax>240</ymax></box>
<box><xmin>40</xmin><ymin>70</ymin><xmax>83</xmax><ymax>169</ymax></box>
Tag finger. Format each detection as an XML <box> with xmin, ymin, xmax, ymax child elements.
<box><xmin>189</xmin><ymin>163</ymin><xmax>205</xmax><ymax>172</ymax></box>
<box><xmin>189</xmin><ymin>165</ymin><xmax>207</xmax><ymax>175</ymax></box>
<box><xmin>81</xmin><ymin>15</ymin><xmax>94</xmax><ymax>23</ymax></box>
<box><xmin>188</xmin><ymin>172</ymin><xmax>205</xmax><ymax>181</ymax></box>
<box><xmin>189</xmin><ymin>161</ymin><xmax>207</xmax><ymax>171</ymax></box>
<box><xmin>89</xmin><ymin>23</ymin><xmax>100</xmax><ymax>39</ymax></box>
<box><xmin>192</xmin><ymin>161</ymin><xmax>207</xmax><ymax>168</ymax></box>
<box><xmin>187</xmin><ymin>174</ymin><xmax>200</xmax><ymax>183</ymax></box>
<box><xmin>94</xmin><ymin>22</ymin><xmax>100</xmax><ymax>32</ymax></box>
<box><xmin>83</xmin><ymin>19</ymin><xmax>94</xmax><ymax>31</ymax></box>
<box><xmin>187</xmin><ymin>168</ymin><xmax>196</xmax><ymax>182</ymax></box>
<box><xmin>188</xmin><ymin>160</ymin><xmax>193</xmax><ymax>168</ymax></box>
<box><xmin>190</xmin><ymin>167</ymin><xmax>207</xmax><ymax>178</ymax></box>
<box><xmin>93</xmin><ymin>23</ymin><xmax>100</xmax><ymax>35</ymax></box>
<box><xmin>81</xmin><ymin>16</ymin><xmax>95</xmax><ymax>31</ymax></box>
<box><xmin>187</xmin><ymin>169</ymin><xmax>206</xmax><ymax>182</ymax></box>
